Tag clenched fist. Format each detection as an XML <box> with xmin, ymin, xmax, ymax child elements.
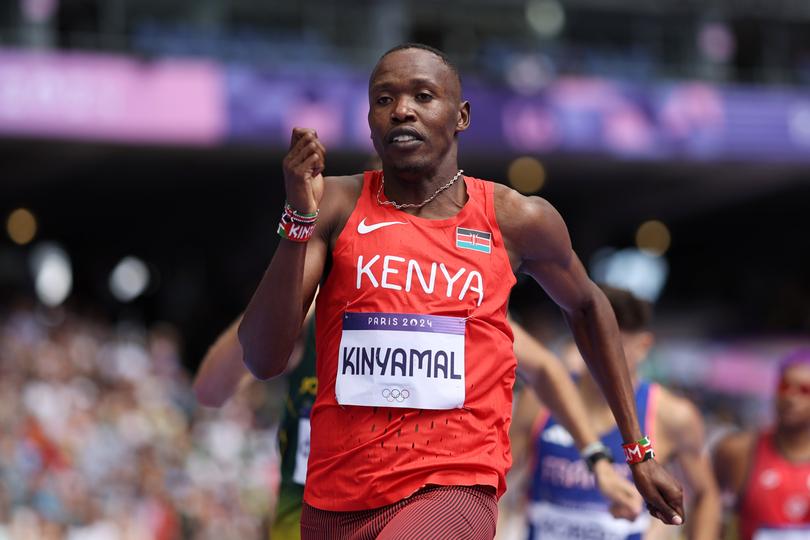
<box><xmin>283</xmin><ymin>128</ymin><xmax>326</xmax><ymax>214</ymax></box>
<box><xmin>630</xmin><ymin>459</ymin><xmax>685</xmax><ymax>525</ymax></box>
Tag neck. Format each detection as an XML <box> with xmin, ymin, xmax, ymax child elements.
<box><xmin>382</xmin><ymin>145</ymin><xmax>459</xmax><ymax>191</ymax></box>
<box><xmin>775</xmin><ymin>424</ymin><xmax>810</xmax><ymax>460</ymax></box>
<box><xmin>381</xmin><ymin>161</ymin><xmax>465</xmax><ymax>214</ymax></box>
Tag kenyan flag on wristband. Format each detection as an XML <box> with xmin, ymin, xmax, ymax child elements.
<box><xmin>623</xmin><ymin>436</ymin><xmax>655</xmax><ymax>464</ymax></box>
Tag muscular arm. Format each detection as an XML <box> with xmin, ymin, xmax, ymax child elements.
<box><xmin>496</xmin><ymin>187</ymin><xmax>683</xmax><ymax>524</ymax></box>
<box><xmin>238</xmin><ymin>220</ymin><xmax>327</xmax><ymax>380</ymax></box>
<box><xmin>712</xmin><ymin>430</ymin><xmax>755</xmax><ymax>501</ymax></box>
<box><xmin>238</xmin><ymin>129</ymin><xmax>354</xmax><ymax>380</ymax></box>
<box><xmin>193</xmin><ymin>317</ymin><xmax>250</xmax><ymax>407</ymax></box>
<box><xmin>512</xmin><ymin>319</ymin><xmax>642</xmax><ymax>519</ymax></box>
<box><xmin>512</xmin><ymin>319</ymin><xmax>600</xmax><ymax>451</ymax></box>
<box><xmin>500</xmin><ymin>191</ymin><xmax>643</xmax><ymax>450</ymax></box>
<box><xmin>194</xmin><ymin>307</ymin><xmax>316</xmax><ymax>407</ymax></box>
<box><xmin>658</xmin><ymin>391</ymin><xmax>722</xmax><ymax>540</ymax></box>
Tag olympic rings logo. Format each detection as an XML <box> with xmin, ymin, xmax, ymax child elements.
<box><xmin>381</xmin><ymin>388</ymin><xmax>410</xmax><ymax>402</ymax></box>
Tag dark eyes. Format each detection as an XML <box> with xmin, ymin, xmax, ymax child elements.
<box><xmin>374</xmin><ymin>93</ymin><xmax>434</xmax><ymax>105</ymax></box>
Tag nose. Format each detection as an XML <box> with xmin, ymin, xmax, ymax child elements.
<box><xmin>391</xmin><ymin>97</ymin><xmax>415</xmax><ymax>123</ymax></box>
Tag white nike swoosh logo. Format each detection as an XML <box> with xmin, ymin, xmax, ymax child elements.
<box><xmin>357</xmin><ymin>218</ymin><xmax>407</xmax><ymax>234</ymax></box>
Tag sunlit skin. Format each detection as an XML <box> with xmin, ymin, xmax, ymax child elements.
<box><xmin>368</xmin><ymin>49</ymin><xmax>470</xmax><ymax>203</ymax></box>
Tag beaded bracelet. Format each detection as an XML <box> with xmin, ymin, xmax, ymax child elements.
<box><xmin>622</xmin><ymin>436</ymin><xmax>655</xmax><ymax>465</ymax></box>
<box><xmin>277</xmin><ymin>201</ymin><xmax>318</xmax><ymax>242</ymax></box>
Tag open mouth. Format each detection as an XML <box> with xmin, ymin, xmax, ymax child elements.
<box><xmin>386</xmin><ymin>127</ymin><xmax>424</xmax><ymax>147</ymax></box>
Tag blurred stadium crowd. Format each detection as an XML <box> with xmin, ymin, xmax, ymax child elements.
<box><xmin>0</xmin><ymin>306</ymin><xmax>283</xmax><ymax>539</ymax></box>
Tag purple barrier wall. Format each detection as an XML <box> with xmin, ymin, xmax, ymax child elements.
<box><xmin>227</xmin><ymin>67</ymin><xmax>810</xmax><ymax>162</ymax></box>
<box><xmin>0</xmin><ymin>50</ymin><xmax>226</xmax><ymax>145</ymax></box>
<box><xmin>2</xmin><ymin>48</ymin><xmax>809</xmax><ymax>162</ymax></box>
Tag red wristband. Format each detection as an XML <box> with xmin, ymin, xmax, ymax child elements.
<box><xmin>622</xmin><ymin>436</ymin><xmax>655</xmax><ymax>465</ymax></box>
<box><xmin>277</xmin><ymin>217</ymin><xmax>315</xmax><ymax>242</ymax></box>
<box><xmin>277</xmin><ymin>202</ymin><xmax>318</xmax><ymax>243</ymax></box>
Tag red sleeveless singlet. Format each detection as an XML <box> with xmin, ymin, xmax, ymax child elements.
<box><xmin>739</xmin><ymin>431</ymin><xmax>810</xmax><ymax>540</ymax></box>
<box><xmin>306</xmin><ymin>170</ymin><xmax>517</xmax><ymax>511</ymax></box>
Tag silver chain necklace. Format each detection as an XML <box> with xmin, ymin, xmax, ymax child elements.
<box><xmin>377</xmin><ymin>169</ymin><xmax>464</xmax><ymax>210</ymax></box>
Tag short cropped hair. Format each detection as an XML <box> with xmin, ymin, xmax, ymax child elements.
<box><xmin>377</xmin><ymin>43</ymin><xmax>462</xmax><ymax>86</ymax></box>
<box><xmin>600</xmin><ymin>285</ymin><xmax>653</xmax><ymax>333</ymax></box>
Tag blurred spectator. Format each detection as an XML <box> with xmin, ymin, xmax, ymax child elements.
<box><xmin>0</xmin><ymin>306</ymin><xmax>282</xmax><ymax>539</ymax></box>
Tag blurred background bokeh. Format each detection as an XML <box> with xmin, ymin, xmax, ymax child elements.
<box><xmin>1</xmin><ymin>1</ymin><xmax>809</xmax><ymax>538</ymax></box>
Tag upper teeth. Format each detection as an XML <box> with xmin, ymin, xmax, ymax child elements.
<box><xmin>393</xmin><ymin>135</ymin><xmax>417</xmax><ymax>142</ymax></box>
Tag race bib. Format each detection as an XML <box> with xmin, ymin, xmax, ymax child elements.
<box><xmin>528</xmin><ymin>501</ymin><xmax>649</xmax><ymax>540</ymax></box>
<box><xmin>292</xmin><ymin>417</ymin><xmax>310</xmax><ymax>485</ymax></box>
<box><xmin>754</xmin><ymin>529</ymin><xmax>810</xmax><ymax>540</ymax></box>
<box><xmin>335</xmin><ymin>312</ymin><xmax>465</xmax><ymax>409</ymax></box>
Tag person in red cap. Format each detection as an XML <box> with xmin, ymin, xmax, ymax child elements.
<box><xmin>714</xmin><ymin>348</ymin><xmax>810</xmax><ymax>539</ymax></box>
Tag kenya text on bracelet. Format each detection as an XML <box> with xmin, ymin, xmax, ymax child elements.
<box><xmin>278</xmin><ymin>212</ymin><xmax>316</xmax><ymax>242</ymax></box>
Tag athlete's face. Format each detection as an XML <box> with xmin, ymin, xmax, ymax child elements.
<box><xmin>776</xmin><ymin>364</ymin><xmax>810</xmax><ymax>431</ymax></box>
<box><xmin>368</xmin><ymin>49</ymin><xmax>470</xmax><ymax>176</ymax></box>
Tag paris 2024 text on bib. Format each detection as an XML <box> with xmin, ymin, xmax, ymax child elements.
<box><xmin>335</xmin><ymin>312</ymin><xmax>465</xmax><ymax>409</ymax></box>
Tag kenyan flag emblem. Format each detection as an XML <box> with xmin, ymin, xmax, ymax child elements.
<box><xmin>456</xmin><ymin>227</ymin><xmax>491</xmax><ymax>254</ymax></box>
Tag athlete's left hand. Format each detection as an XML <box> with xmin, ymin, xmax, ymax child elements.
<box><xmin>629</xmin><ymin>459</ymin><xmax>685</xmax><ymax>525</ymax></box>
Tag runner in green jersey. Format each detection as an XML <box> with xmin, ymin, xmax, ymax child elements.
<box><xmin>193</xmin><ymin>314</ymin><xmax>315</xmax><ymax>540</ymax></box>
<box><xmin>271</xmin><ymin>322</ymin><xmax>316</xmax><ymax>539</ymax></box>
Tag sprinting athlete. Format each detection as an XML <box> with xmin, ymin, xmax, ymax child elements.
<box><xmin>515</xmin><ymin>286</ymin><xmax>720</xmax><ymax>540</ymax></box>
<box><xmin>238</xmin><ymin>43</ymin><xmax>683</xmax><ymax>538</ymax></box>
<box><xmin>714</xmin><ymin>348</ymin><xmax>810</xmax><ymax>540</ymax></box>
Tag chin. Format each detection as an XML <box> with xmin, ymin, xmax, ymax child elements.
<box><xmin>390</xmin><ymin>158</ymin><xmax>430</xmax><ymax>177</ymax></box>
<box><xmin>777</xmin><ymin>415</ymin><xmax>810</xmax><ymax>431</ymax></box>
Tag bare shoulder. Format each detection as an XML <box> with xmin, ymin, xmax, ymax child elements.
<box><xmin>657</xmin><ymin>387</ymin><xmax>703</xmax><ymax>432</ymax></box>
<box><xmin>492</xmin><ymin>183</ymin><xmax>558</xmax><ymax>238</ymax></box>
<box><xmin>319</xmin><ymin>173</ymin><xmax>364</xmax><ymax>242</ymax></box>
<box><xmin>323</xmin><ymin>173</ymin><xmax>364</xmax><ymax>206</ymax></box>
<box><xmin>492</xmin><ymin>183</ymin><xmax>571</xmax><ymax>266</ymax></box>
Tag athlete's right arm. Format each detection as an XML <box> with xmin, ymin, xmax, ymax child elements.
<box><xmin>238</xmin><ymin>128</ymin><xmax>331</xmax><ymax>380</ymax></box>
<box><xmin>193</xmin><ymin>316</ymin><xmax>251</xmax><ymax>407</ymax></box>
<box><xmin>512</xmin><ymin>320</ymin><xmax>594</xmax><ymax>450</ymax></box>
<box><xmin>712</xmin><ymin>430</ymin><xmax>754</xmax><ymax>500</ymax></box>
<box><xmin>511</xmin><ymin>320</ymin><xmax>643</xmax><ymax>520</ymax></box>
<box><xmin>195</xmin><ymin>306</ymin><xmax>316</xmax><ymax>405</ymax></box>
